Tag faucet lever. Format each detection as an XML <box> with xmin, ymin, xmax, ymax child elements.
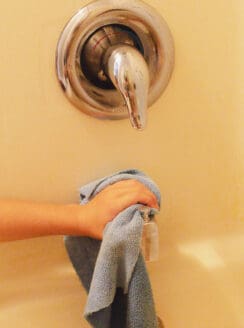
<box><xmin>104</xmin><ymin>45</ymin><xmax>149</xmax><ymax>130</ymax></box>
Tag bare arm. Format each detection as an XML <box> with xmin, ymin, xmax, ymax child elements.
<box><xmin>0</xmin><ymin>200</ymin><xmax>81</xmax><ymax>241</ymax></box>
<box><xmin>0</xmin><ymin>180</ymin><xmax>159</xmax><ymax>242</ymax></box>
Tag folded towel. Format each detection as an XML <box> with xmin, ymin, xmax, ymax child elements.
<box><xmin>64</xmin><ymin>169</ymin><xmax>161</xmax><ymax>328</ymax></box>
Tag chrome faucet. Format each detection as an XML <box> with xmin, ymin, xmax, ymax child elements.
<box><xmin>80</xmin><ymin>24</ymin><xmax>150</xmax><ymax>130</ymax></box>
<box><xmin>104</xmin><ymin>45</ymin><xmax>149</xmax><ymax>130</ymax></box>
<box><xmin>55</xmin><ymin>0</ymin><xmax>175</xmax><ymax>130</ymax></box>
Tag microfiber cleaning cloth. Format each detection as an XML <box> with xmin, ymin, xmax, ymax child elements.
<box><xmin>64</xmin><ymin>169</ymin><xmax>161</xmax><ymax>328</ymax></box>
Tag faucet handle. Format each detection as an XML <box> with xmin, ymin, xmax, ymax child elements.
<box><xmin>56</xmin><ymin>1</ymin><xmax>175</xmax><ymax>130</ymax></box>
<box><xmin>104</xmin><ymin>45</ymin><xmax>149</xmax><ymax>130</ymax></box>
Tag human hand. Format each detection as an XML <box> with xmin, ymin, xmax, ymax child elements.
<box><xmin>77</xmin><ymin>179</ymin><xmax>159</xmax><ymax>239</ymax></box>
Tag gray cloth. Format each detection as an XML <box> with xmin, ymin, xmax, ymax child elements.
<box><xmin>64</xmin><ymin>169</ymin><xmax>161</xmax><ymax>328</ymax></box>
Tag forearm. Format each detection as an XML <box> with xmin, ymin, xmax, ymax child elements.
<box><xmin>0</xmin><ymin>180</ymin><xmax>159</xmax><ymax>242</ymax></box>
<box><xmin>0</xmin><ymin>200</ymin><xmax>83</xmax><ymax>242</ymax></box>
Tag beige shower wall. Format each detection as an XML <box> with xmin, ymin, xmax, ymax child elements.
<box><xmin>0</xmin><ymin>0</ymin><xmax>243</xmax><ymax>327</ymax></box>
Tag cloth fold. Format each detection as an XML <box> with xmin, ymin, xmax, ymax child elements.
<box><xmin>64</xmin><ymin>169</ymin><xmax>161</xmax><ymax>328</ymax></box>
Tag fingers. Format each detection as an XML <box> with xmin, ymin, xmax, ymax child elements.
<box><xmin>105</xmin><ymin>179</ymin><xmax>159</xmax><ymax>209</ymax></box>
<box><xmin>120</xmin><ymin>190</ymin><xmax>158</xmax><ymax>209</ymax></box>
